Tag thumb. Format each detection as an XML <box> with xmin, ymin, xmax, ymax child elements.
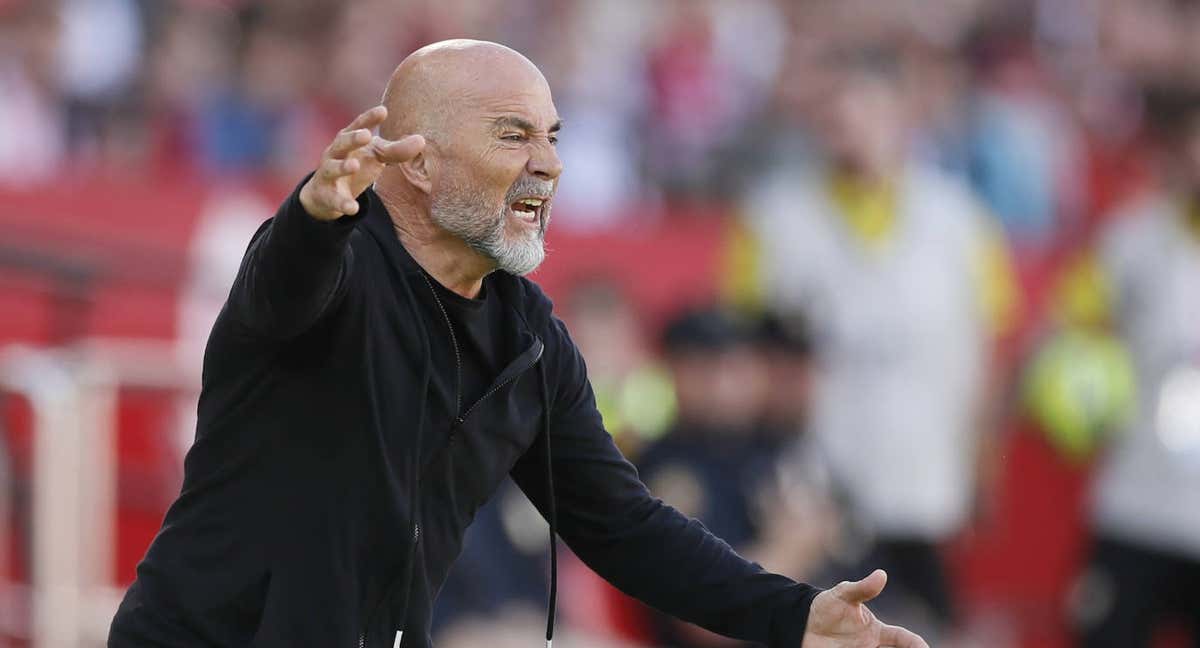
<box><xmin>834</xmin><ymin>569</ymin><xmax>888</xmax><ymax>604</ymax></box>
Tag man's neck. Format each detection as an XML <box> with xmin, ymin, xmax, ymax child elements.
<box><xmin>374</xmin><ymin>185</ymin><xmax>494</xmax><ymax>299</ymax></box>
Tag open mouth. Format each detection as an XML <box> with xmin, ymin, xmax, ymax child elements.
<box><xmin>508</xmin><ymin>196</ymin><xmax>548</xmax><ymax>230</ymax></box>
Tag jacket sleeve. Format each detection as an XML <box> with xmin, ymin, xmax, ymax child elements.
<box><xmin>510</xmin><ymin>317</ymin><xmax>820</xmax><ymax>648</ymax></box>
<box><xmin>225</xmin><ymin>173</ymin><xmax>368</xmax><ymax>339</ymax></box>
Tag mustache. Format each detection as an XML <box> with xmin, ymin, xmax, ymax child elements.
<box><xmin>505</xmin><ymin>177</ymin><xmax>555</xmax><ymax>201</ymax></box>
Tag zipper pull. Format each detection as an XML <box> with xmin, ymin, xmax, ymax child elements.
<box><xmin>392</xmin><ymin>630</ymin><xmax>403</xmax><ymax>648</ymax></box>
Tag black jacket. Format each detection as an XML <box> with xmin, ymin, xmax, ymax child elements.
<box><xmin>108</xmin><ymin>178</ymin><xmax>819</xmax><ymax>648</ymax></box>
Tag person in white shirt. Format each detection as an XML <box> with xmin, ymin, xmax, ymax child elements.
<box><xmin>744</xmin><ymin>47</ymin><xmax>1016</xmax><ymax>642</ymax></box>
<box><xmin>1072</xmin><ymin>88</ymin><xmax>1200</xmax><ymax>648</ymax></box>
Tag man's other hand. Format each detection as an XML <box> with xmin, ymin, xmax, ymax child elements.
<box><xmin>299</xmin><ymin>105</ymin><xmax>425</xmax><ymax>221</ymax></box>
<box><xmin>801</xmin><ymin>570</ymin><xmax>930</xmax><ymax>648</ymax></box>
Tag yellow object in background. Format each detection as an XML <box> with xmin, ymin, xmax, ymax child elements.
<box><xmin>971</xmin><ymin>222</ymin><xmax>1022</xmax><ymax>337</ymax></box>
<box><xmin>720</xmin><ymin>216</ymin><xmax>765</xmax><ymax>313</ymax></box>
<box><xmin>1187</xmin><ymin>198</ymin><xmax>1200</xmax><ymax>242</ymax></box>
<box><xmin>1023</xmin><ymin>329</ymin><xmax>1136</xmax><ymax>462</ymax></box>
<box><xmin>592</xmin><ymin>364</ymin><xmax>677</xmax><ymax>456</ymax></box>
<box><xmin>828</xmin><ymin>172</ymin><xmax>898</xmax><ymax>250</ymax></box>
<box><xmin>1053</xmin><ymin>251</ymin><xmax>1115</xmax><ymax>329</ymax></box>
<box><xmin>827</xmin><ymin>170</ymin><xmax>1022</xmax><ymax>337</ymax></box>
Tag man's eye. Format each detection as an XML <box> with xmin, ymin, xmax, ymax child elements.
<box><xmin>502</xmin><ymin>134</ymin><xmax>524</xmax><ymax>142</ymax></box>
<box><xmin>548</xmin><ymin>136</ymin><xmax>558</xmax><ymax>145</ymax></box>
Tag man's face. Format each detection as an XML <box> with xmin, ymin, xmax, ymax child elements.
<box><xmin>429</xmin><ymin>68</ymin><xmax>563</xmax><ymax>276</ymax></box>
<box><xmin>669</xmin><ymin>347</ymin><xmax>768</xmax><ymax>430</ymax></box>
<box><xmin>817</xmin><ymin>74</ymin><xmax>904</xmax><ymax>176</ymax></box>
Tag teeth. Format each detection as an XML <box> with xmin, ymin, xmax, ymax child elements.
<box><xmin>520</xmin><ymin>198</ymin><xmax>544</xmax><ymax>207</ymax></box>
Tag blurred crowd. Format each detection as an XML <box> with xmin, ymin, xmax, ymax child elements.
<box><xmin>4</xmin><ymin>0</ymin><xmax>1200</xmax><ymax>646</ymax></box>
<box><xmin>0</xmin><ymin>0</ymin><xmax>1190</xmax><ymax>217</ymax></box>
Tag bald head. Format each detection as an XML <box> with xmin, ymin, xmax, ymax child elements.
<box><xmin>372</xmin><ymin>39</ymin><xmax>563</xmax><ymax>281</ymax></box>
<box><xmin>379</xmin><ymin>39</ymin><xmax>550</xmax><ymax>143</ymax></box>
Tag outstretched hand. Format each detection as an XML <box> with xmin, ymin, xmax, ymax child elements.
<box><xmin>801</xmin><ymin>570</ymin><xmax>929</xmax><ymax>648</ymax></box>
<box><xmin>299</xmin><ymin>105</ymin><xmax>426</xmax><ymax>221</ymax></box>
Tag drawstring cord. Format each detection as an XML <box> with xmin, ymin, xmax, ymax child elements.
<box><xmin>537</xmin><ymin>360</ymin><xmax>557</xmax><ymax>648</ymax></box>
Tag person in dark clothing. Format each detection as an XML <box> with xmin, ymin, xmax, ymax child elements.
<box><xmin>753</xmin><ymin>311</ymin><xmax>815</xmax><ymax>446</ymax></box>
<box><xmin>107</xmin><ymin>39</ymin><xmax>928</xmax><ymax>648</ymax></box>
<box><xmin>641</xmin><ymin>308</ymin><xmax>777</xmax><ymax>554</ymax></box>
<box><xmin>633</xmin><ymin>308</ymin><xmax>839</xmax><ymax>648</ymax></box>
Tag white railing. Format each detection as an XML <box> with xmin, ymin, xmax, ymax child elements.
<box><xmin>0</xmin><ymin>341</ymin><xmax>194</xmax><ymax>647</ymax></box>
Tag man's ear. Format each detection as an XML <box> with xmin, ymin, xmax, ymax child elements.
<box><xmin>398</xmin><ymin>146</ymin><xmax>433</xmax><ymax>195</ymax></box>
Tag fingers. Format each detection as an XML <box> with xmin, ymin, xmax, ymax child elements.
<box><xmin>833</xmin><ymin>569</ymin><xmax>888</xmax><ymax>604</ymax></box>
<box><xmin>299</xmin><ymin>105</ymin><xmax>389</xmax><ymax>221</ymax></box>
<box><xmin>879</xmin><ymin>623</ymin><xmax>929</xmax><ymax>648</ymax></box>
<box><xmin>308</xmin><ymin>156</ymin><xmax>362</xmax><ymax>216</ymax></box>
<box><xmin>345</xmin><ymin>105</ymin><xmax>388</xmax><ymax>133</ymax></box>
<box><xmin>327</xmin><ymin>105</ymin><xmax>387</xmax><ymax>160</ymax></box>
<box><xmin>327</xmin><ymin>132</ymin><xmax>423</xmax><ymax>168</ymax></box>
<box><xmin>318</xmin><ymin>155</ymin><xmax>360</xmax><ymax>180</ymax></box>
<box><xmin>339</xmin><ymin>195</ymin><xmax>361</xmax><ymax>216</ymax></box>
<box><xmin>328</xmin><ymin>129</ymin><xmax>373</xmax><ymax>160</ymax></box>
<box><xmin>373</xmin><ymin>134</ymin><xmax>426</xmax><ymax>164</ymax></box>
<box><xmin>329</xmin><ymin>104</ymin><xmax>423</xmax><ymax>167</ymax></box>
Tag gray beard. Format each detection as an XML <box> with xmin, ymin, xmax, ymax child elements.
<box><xmin>430</xmin><ymin>176</ymin><xmax>552</xmax><ymax>276</ymax></box>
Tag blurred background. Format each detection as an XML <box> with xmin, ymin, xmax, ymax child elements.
<box><xmin>2</xmin><ymin>0</ymin><xmax>1200</xmax><ymax>646</ymax></box>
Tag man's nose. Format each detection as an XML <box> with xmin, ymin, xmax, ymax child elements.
<box><xmin>527</xmin><ymin>145</ymin><xmax>563</xmax><ymax>181</ymax></box>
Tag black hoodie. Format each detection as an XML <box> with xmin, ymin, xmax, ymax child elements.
<box><xmin>108</xmin><ymin>177</ymin><xmax>820</xmax><ymax>648</ymax></box>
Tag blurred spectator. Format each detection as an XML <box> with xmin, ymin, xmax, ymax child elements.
<box><xmin>140</xmin><ymin>3</ymin><xmax>238</xmax><ymax>175</ymax></box>
<box><xmin>638</xmin><ymin>0</ymin><xmax>786</xmax><ymax>203</ymax></box>
<box><xmin>640</xmin><ymin>1</ymin><xmax>732</xmax><ymax>202</ymax></box>
<box><xmin>531</xmin><ymin>0</ymin><xmax>648</xmax><ymax>225</ymax></box>
<box><xmin>56</xmin><ymin>0</ymin><xmax>144</xmax><ymax>161</ymax></box>
<box><xmin>192</xmin><ymin>6</ymin><xmax>320</xmax><ymax>175</ymax></box>
<box><xmin>561</xmin><ymin>279</ymin><xmax>674</xmax><ymax>456</ymax></box>
<box><xmin>749</xmin><ymin>310</ymin><xmax>841</xmax><ymax>589</ymax></box>
<box><xmin>966</xmin><ymin>17</ymin><xmax>1086</xmax><ymax>253</ymax></box>
<box><xmin>640</xmin><ymin>307</ymin><xmax>769</xmax><ymax>549</ymax></box>
<box><xmin>0</xmin><ymin>2</ymin><xmax>64</xmax><ymax>183</ymax></box>
<box><xmin>753</xmin><ymin>311</ymin><xmax>815</xmax><ymax>444</ymax></box>
<box><xmin>1069</xmin><ymin>87</ymin><xmax>1200</xmax><ymax>647</ymax></box>
<box><xmin>743</xmin><ymin>44</ymin><xmax>1018</xmax><ymax>642</ymax></box>
<box><xmin>630</xmin><ymin>307</ymin><xmax>836</xmax><ymax>647</ymax></box>
<box><xmin>0</xmin><ymin>0</ymin><xmax>1194</xmax><ymax>208</ymax></box>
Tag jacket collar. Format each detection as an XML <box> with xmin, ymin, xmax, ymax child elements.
<box><xmin>361</xmin><ymin>186</ymin><xmax>426</xmax><ymax>277</ymax></box>
<box><xmin>360</xmin><ymin>186</ymin><xmax>545</xmax><ymax>334</ymax></box>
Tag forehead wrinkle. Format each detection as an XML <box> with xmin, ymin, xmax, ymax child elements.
<box><xmin>484</xmin><ymin>108</ymin><xmax>561</xmax><ymax>133</ymax></box>
<box><xmin>490</xmin><ymin>116</ymin><xmax>536</xmax><ymax>132</ymax></box>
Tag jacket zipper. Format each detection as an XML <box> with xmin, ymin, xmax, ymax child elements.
<box><xmin>449</xmin><ymin>337</ymin><xmax>544</xmax><ymax>436</ymax></box>
<box><xmin>359</xmin><ymin>274</ymin><xmax>542</xmax><ymax>648</ymax></box>
<box><xmin>358</xmin><ymin>521</ymin><xmax>421</xmax><ymax>648</ymax></box>
<box><xmin>421</xmin><ymin>272</ymin><xmax>544</xmax><ymax>444</ymax></box>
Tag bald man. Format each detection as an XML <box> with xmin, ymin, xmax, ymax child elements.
<box><xmin>108</xmin><ymin>40</ymin><xmax>927</xmax><ymax>648</ymax></box>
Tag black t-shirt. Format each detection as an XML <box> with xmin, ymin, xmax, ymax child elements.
<box><xmin>412</xmin><ymin>271</ymin><xmax>515</xmax><ymax>462</ymax></box>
